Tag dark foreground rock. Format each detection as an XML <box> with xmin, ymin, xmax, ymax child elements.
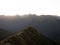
<box><xmin>0</xmin><ymin>27</ymin><xmax>59</xmax><ymax>45</ymax></box>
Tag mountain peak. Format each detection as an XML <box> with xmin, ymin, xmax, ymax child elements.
<box><xmin>0</xmin><ymin>27</ymin><xmax>59</xmax><ymax>45</ymax></box>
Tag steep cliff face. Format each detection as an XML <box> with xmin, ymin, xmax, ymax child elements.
<box><xmin>0</xmin><ymin>27</ymin><xmax>59</xmax><ymax>45</ymax></box>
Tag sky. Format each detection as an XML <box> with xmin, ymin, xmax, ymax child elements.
<box><xmin>0</xmin><ymin>0</ymin><xmax>60</xmax><ymax>16</ymax></box>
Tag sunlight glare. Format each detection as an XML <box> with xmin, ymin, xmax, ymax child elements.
<box><xmin>0</xmin><ymin>0</ymin><xmax>60</xmax><ymax>16</ymax></box>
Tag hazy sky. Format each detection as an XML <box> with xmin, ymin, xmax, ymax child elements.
<box><xmin>0</xmin><ymin>0</ymin><xmax>60</xmax><ymax>16</ymax></box>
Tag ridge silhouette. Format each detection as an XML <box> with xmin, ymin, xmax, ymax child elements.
<box><xmin>0</xmin><ymin>27</ymin><xmax>59</xmax><ymax>45</ymax></box>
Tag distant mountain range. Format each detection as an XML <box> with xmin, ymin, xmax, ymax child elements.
<box><xmin>0</xmin><ymin>27</ymin><xmax>59</xmax><ymax>45</ymax></box>
<box><xmin>0</xmin><ymin>14</ymin><xmax>60</xmax><ymax>42</ymax></box>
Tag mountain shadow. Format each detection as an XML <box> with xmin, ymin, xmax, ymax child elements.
<box><xmin>0</xmin><ymin>29</ymin><xmax>12</xmax><ymax>41</ymax></box>
<box><xmin>0</xmin><ymin>27</ymin><xmax>59</xmax><ymax>45</ymax></box>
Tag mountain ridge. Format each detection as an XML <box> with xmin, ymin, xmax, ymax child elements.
<box><xmin>0</xmin><ymin>27</ymin><xmax>59</xmax><ymax>45</ymax></box>
<box><xmin>0</xmin><ymin>15</ymin><xmax>60</xmax><ymax>42</ymax></box>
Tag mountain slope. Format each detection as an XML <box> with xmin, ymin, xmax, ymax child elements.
<box><xmin>0</xmin><ymin>15</ymin><xmax>60</xmax><ymax>42</ymax></box>
<box><xmin>0</xmin><ymin>27</ymin><xmax>59</xmax><ymax>45</ymax></box>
